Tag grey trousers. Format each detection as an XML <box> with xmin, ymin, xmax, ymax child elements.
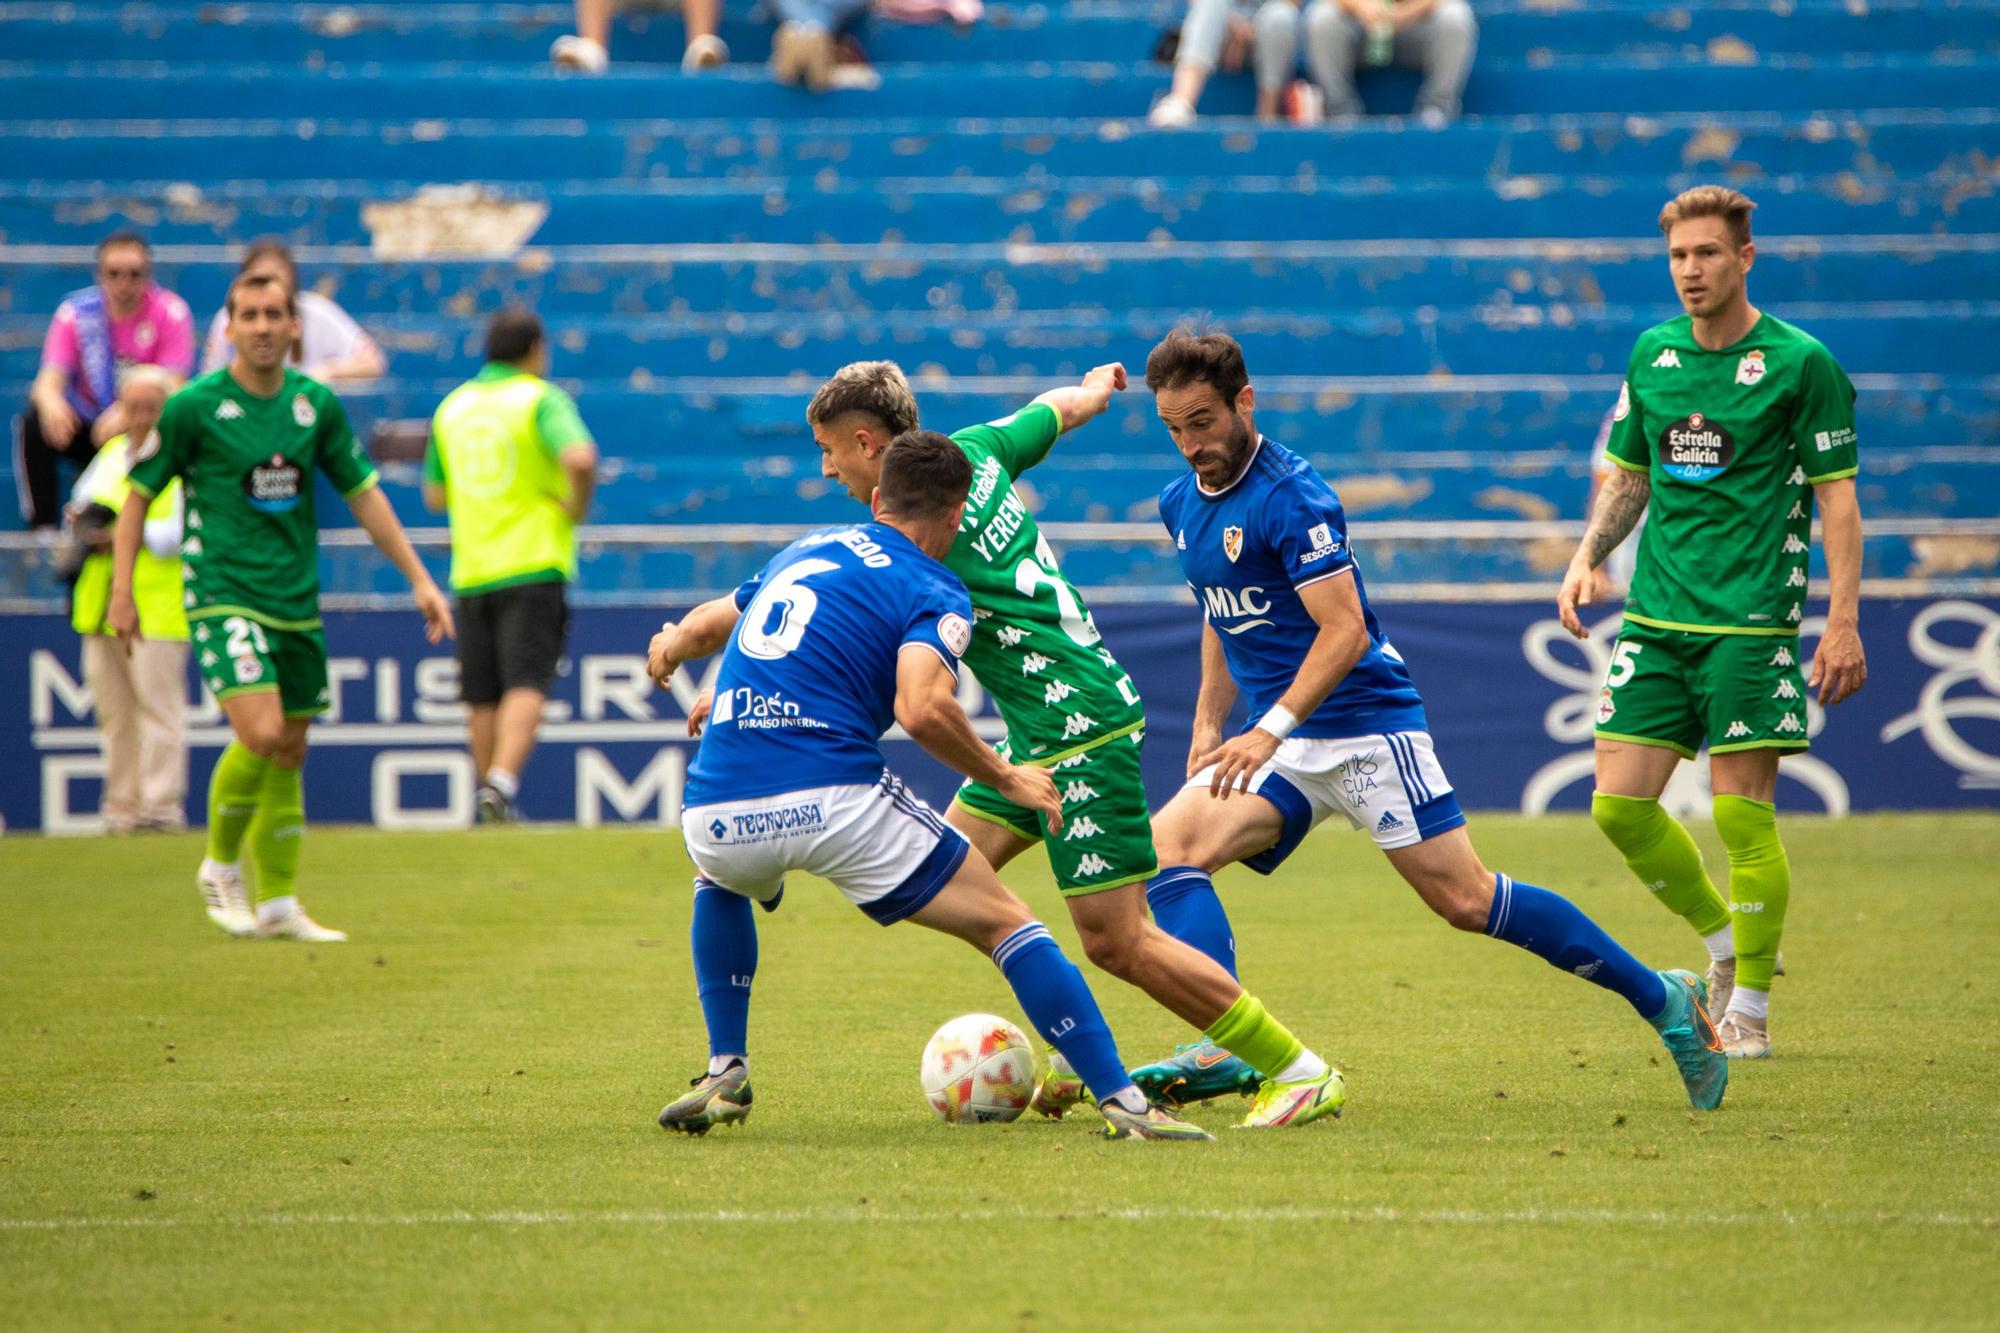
<box><xmin>1293</xmin><ymin>0</ymin><xmax>1479</xmax><ymax>118</ymax></box>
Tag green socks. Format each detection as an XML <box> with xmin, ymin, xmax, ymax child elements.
<box><xmin>1204</xmin><ymin>992</ymin><xmax>1303</xmax><ymax>1081</ymax></box>
<box><xmin>206</xmin><ymin>742</ymin><xmax>270</xmax><ymax>864</ymax></box>
<box><xmin>1591</xmin><ymin>792</ymin><xmax>1732</xmax><ymax>937</ymax></box>
<box><xmin>247</xmin><ymin>763</ymin><xmax>306</xmax><ymax>904</ymax></box>
<box><xmin>1714</xmin><ymin>794</ymin><xmax>1790</xmax><ymax>993</ymax></box>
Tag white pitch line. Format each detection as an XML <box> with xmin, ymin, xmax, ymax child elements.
<box><xmin>0</xmin><ymin>1206</ymin><xmax>1990</xmax><ymax>1232</ymax></box>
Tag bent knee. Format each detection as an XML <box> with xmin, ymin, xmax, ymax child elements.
<box><xmin>1079</xmin><ymin>930</ymin><xmax>1143</xmax><ymax>981</ymax></box>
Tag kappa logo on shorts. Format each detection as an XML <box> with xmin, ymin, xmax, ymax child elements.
<box><xmin>1773</xmin><ymin>679</ymin><xmax>1800</xmax><ymax>700</ymax></box>
<box><xmin>1074</xmin><ymin>853</ymin><xmax>1112</xmax><ymax>877</ymax></box>
<box><xmin>1724</xmin><ymin>720</ymin><xmax>1752</xmax><ymax>739</ymax></box>
<box><xmin>1771</xmin><ymin>646</ymin><xmax>1796</xmax><ymax>667</ymax></box>
<box><xmin>1063</xmin><ymin>817</ymin><xmax>1104</xmax><ymax>841</ymax></box>
<box><xmin>1062</xmin><ymin>780</ymin><xmax>1098</xmax><ymax>803</ymax></box>
<box><xmin>1775</xmin><ymin>713</ymin><xmax>1804</xmax><ymax>735</ymax></box>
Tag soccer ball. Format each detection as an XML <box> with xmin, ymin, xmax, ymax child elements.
<box><xmin>920</xmin><ymin>1013</ymin><xmax>1036</xmax><ymax>1125</ymax></box>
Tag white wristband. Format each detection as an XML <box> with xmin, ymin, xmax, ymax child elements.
<box><xmin>1257</xmin><ymin>705</ymin><xmax>1300</xmax><ymax>740</ymax></box>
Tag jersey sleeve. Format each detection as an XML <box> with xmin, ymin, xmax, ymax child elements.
<box><xmin>40</xmin><ymin>301</ymin><xmax>79</xmax><ymax>375</ymax></box>
<box><xmin>125</xmin><ymin>388</ymin><xmax>194</xmax><ymax>498</ymax></box>
<box><xmin>949</xmin><ymin>400</ymin><xmax>1061</xmax><ymax>477</ymax></box>
<box><xmin>153</xmin><ymin>293</ymin><xmax>196</xmax><ymax>377</ymax></box>
<box><xmin>1267</xmin><ymin>478</ymin><xmax>1355</xmax><ymax>589</ymax></box>
<box><xmin>1791</xmin><ymin>343</ymin><xmax>1859</xmax><ymax>483</ymax></box>
<box><xmin>897</xmin><ymin>576</ymin><xmax>974</xmax><ymax>679</ymax></box>
<box><xmin>1603</xmin><ymin>347</ymin><xmax>1650</xmax><ymax>473</ymax></box>
<box><xmin>314</xmin><ymin>392</ymin><xmax>380</xmax><ymax>498</ymax></box>
<box><xmin>534</xmin><ymin>385</ymin><xmax>593</xmax><ymax>456</ymax></box>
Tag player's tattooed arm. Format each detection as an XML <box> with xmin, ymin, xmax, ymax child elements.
<box><xmin>648</xmin><ymin>595</ymin><xmax>741</xmax><ymax>689</ymax></box>
<box><xmin>1032</xmin><ymin>362</ymin><xmax>1127</xmax><ymax>436</ymax></box>
<box><xmin>1558</xmin><ymin>466</ymin><xmax>1651</xmax><ymax>639</ymax></box>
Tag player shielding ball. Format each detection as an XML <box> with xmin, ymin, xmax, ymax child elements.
<box><xmin>109</xmin><ymin>273</ymin><xmax>453</xmax><ymax>941</ymax></box>
<box><xmin>805</xmin><ymin>362</ymin><xmax>1341</xmax><ymax>1129</ymax></box>
<box><xmin>1128</xmin><ymin>329</ymin><xmax>1729</xmax><ymax>1112</ymax></box>
<box><xmin>647</xmin><ymin>432</ymin><xmax>1211</xmax><ymax>1141</ymax></box>
<box><xmin>1559</xmin><ymin>185</ymin><xmax>1868</xmax><ymax>1058</ymax></box>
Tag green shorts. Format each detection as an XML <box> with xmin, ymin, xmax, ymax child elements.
<box><xmin>953</xmin><ymin>727</ymin><xmax>1158</xmax><ymax>895</ymax></box>
<box><xmin>192</xmin><ymin>614</ymin><xmax>330</xmax><ymax>717</ymax></box>
<box><xmin>1594</xmin><ymin>618</ymin><xmax>1810</xmax><ymax>757</ymax></box>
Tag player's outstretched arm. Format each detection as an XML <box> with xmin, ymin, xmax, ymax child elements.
<box><xmin>348</xmin><ymin>485</ymin><xmax>455</xmax><ymax>643</ymax></box>
<box><xmin>1559</xmin><ymin>464</ymin><xmax>1651</xmax><ymax>639</ymax></box>
<box><xmin>105</xmin><ymin>490</ymin><xmax>151</xmax><ymax>654</ymax></box>
<box><xmin>647</xmin><ymin>595</ymin><xmax>741</xmax><ymax>690</ymax></box>
<box><xmin>1196</xmin><ymin>572</ymin><xmax>1369</xmax><ymax>798</ymax></box>
<box><xmin>893</xmin><ymin>645</ymin><xmax>1062</xmax><ymax>834</ymax></box>
<box><xmin>1809</xmin><ymin>476</ymin><xmax>1867</xmax><ymax>706</ymax></box>
<box><xmin>1032</xmin><ymin>362</ymin><xmax>1126</xmax><ymax>437</ymax></box>
<box><xmin>1188</xmin><ymin>621</ymin><xmax>1239</xmax><ymax>777</ymax></box>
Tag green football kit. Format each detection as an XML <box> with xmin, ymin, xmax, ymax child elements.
<box><xmin>942</xmin><ymin>403</ymin><xmax>1156</xmax><ymax>894</ymax></box>
<box><xmin>129</xmin><ymin>366</ymin><xmax>379</xmax><ymax>717</ymax></box>
<box><xmin>1596</xmin><ymin>313</ymin><xmax>1859</xmax><ymax>757</ymax></box>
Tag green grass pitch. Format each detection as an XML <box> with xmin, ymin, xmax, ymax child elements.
<box><xmin>3</xmin><ymin>814</ymin><xmax>1995</xmax><ymax>1329</ymax></box>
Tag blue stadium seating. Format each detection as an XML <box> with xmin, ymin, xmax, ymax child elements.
<box><xmin>2</xmin><ymin>0</ymin><xmax>1995</xmax><ymax>593</ymax></box>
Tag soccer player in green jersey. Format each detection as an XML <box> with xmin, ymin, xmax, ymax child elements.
<box><xmin>109</xmin><ymin>273</ymin><xmax>454</xmax><ymax>942</ymax></box>
<box><xmin>1559</xmin><ymin>186</ymin><xmax>1869</xmax><ymax>1058</ymax></box>
<box><xmin>800</xmin><ymin>360</ymin><xmax>1340</xmax><ymax>1128</ymax></box>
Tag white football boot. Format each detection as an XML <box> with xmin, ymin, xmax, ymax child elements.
<box><xmin>197</xmin><ymin>858</ymin><xmax>256</xmax><ymax>937</ymax></box>
<box><xmin>255</xmin><ymin>898</ymin><xmax>348</xmax><ymax>943</ymax></box>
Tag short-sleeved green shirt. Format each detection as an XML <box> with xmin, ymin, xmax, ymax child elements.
<box><xmin>1605</xmin><ymin>313</ymin><xmax>1858</xmax><ymax>636</ymax></box>
<box><xmin>128</xmin><ymin>367</ymin><xmax>377</xmax><ymax>630</ymax></box>
<box><xmin>946</xmin><ymin>403</ymin><xmax>1145</xmax><ymax>764</ymax></box>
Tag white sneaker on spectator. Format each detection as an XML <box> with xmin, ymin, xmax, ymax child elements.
<box><xmin>198</xmin><ymin>858</ymin><xmax>256</xmax><ymax>938</ymax></box>
<box><xmin>1417</xmin><ymin>106</ymin><xmax>1449</xmax><ymax>130</ymax></box>
<box><xmin>682</xmin><ymin>34</ymin><xmax>729</xmax><ymax>71</ymax></box>
<box><xmin>826</xmin><ymin>62</ymin><xmax>883</xmax><ymax>92</ymax></box>
<box><xmin>1148</xmin><ymin>94</ymin><xmax>1196</xmax><ymax>129</ymax></box>
<box><xmin>550</xmin><ymin>34</ymin><xmax>610</xmax><ymax>74</ymax></box>
<box><xmin>255</xmin><ymin>896</ymin><xmax>347</xmax><ymax>943</ymax></box>
<box><xmin>772</xmin><ymin>22</ymin><xmax>836</xmax><ymax>91</ymax></box>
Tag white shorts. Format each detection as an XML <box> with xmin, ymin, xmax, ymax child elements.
<box><xmin>1184</xmin><ymin>729</ymin><xmax>1466</xmax><ymax>866</ymax></box>
<box><xmin>680</xmin><ymin>770</ymin><xmax>970</xmax><ymax>925</ymax></box>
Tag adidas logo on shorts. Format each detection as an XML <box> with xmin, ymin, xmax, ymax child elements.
<box><xmin>1375</xmin><ymin>810</ymin><xmax>1403</xmax><ymax>833</ymax></box>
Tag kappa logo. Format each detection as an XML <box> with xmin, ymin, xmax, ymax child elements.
<box><xmin>1786</xmin><ymin>604</ymin><xmax>1803</xmax><ymax>623</ymax></box>
<box><xmin>1063</xmin><ymin>817</ymin><xmax>1104</xmax><ymax>842</ymax></box>
<box><xmin>1061</xmin><ymin>780</ymin><xmax>1098</xmax><ymax>803</ymax></box>
<box><xmin>199</xmin><ymin>649</ymin><xmax>219</xmax><ymax>668</ymax></box>
<box><xmin>1773</xmin><ymin>679</ymin><xmax>1800</xmax><ymax>700</ymax></box>
<box><xmin>1060</xmin><ymin>712</ymin><xmax>1097</xmax><ymax>738</ymax></box>
<box><xmin>1652</xmin><ymin>348</ymin><xmax>1682</xmax><ymax>369</ymax></box>
<box><xmin>1783</xmin><ymin>533</ymin><xmax>1809</xmax><ymax>554</ymax></box>
<box><xmin>1222</xmin><ymin>526</ymin><xmax>1244</xmax><ymax>563</ymax></box>
<box><xmin>995</xmin><ymin>625</ymin><xmax>1027</xmax><ymax>648</ymax></box>
<box><xmin>1074</xmin><ymin>854</ymin><xmax>1112</xmax><ymax>877</ymax></box>
<box><xmin>1021</xmin><ymin>652</ymin><xmax>1053</xmax><ymax>676</ymax></box>
<box><xmin>1775</xmin><ymin>712</ymin><xmax>1804</xmax><ymax>734</ymax></box>
<box><xmin>183</xmin><ymin>536</ymin><xmax>203</xmax><ymax>557</ymax></box>
<box><xmin>1053</xmin><ymin>753</ymin><xmax>1090</xmax><ymax>770</ymax></box>
<box><xmin>1375</xmin><ymin>810</ymin><xmax>1403</xmax><ymax>833</ymax></box>
<box><xmin>1788</xmin><ymin>465</ymin><xmax>1807</xmax><ymax>485</ymax></box>
<box><xmin>1771</xmin><ymin>646</ymin><xmax>1795</xmax><ymax>667</ymax></box>
<box><xmin>1786</xmin><ymin>567</ymin><xmax>1808</xmax><ymax>588</ymax></box>
<box><xmin>1043</xmin><ymin>680</ymin><xmax>1076</xmax><ymax>706</ymax></box>
<box><xmin>1788</xmin><ymin>500</ymin><xmax>1806</xmax><ymax>520</ymax></box>
<box><xmin>214</xmin><ymin>400</ymin><xmax>245</xmax><ymax>421</ymax></box>
<box><xmin>973</xmin><ymin>607</ymin><xmax>992</xmax><ymax>622</ymax></box>
<box><xmin>1724</xmin><ymin>720</ymin><xmax>1752</xmax><ymax>739</ymax></box>
<box><xmin>1736</xmin><ymin>350</ymin><xmax>1767</xmax><ymax>386</ymax></box>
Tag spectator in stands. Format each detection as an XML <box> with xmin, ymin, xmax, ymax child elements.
<box><xmin>423</xmin><ymin>310</ymin><xmax>598</xmax><ymax>824</ymax></box>
<box><xmin>16</xmin><ymin>230</ymin><xmax>193</xmax><ymax>530</ymax></box>
<box><xmin>68</xmin><ymin>366</ymin><xmax>189</xmax><ymax>833</ymax></box>
<box><xmin>769</xmin><ymin>0</ymin><xmax>878</xmax><ymax>91</ymax></box>
<box><xmin>1301</xmin><ymin>0</ymin><xmax>1477</xmax><ymax>127</ymax></box>
<box><xmin>1151</xmin><ymin>0</ymin><xmax>1307</xmax><ymax>127</ymax></box>
<box><xmin>551</xmin><ymin>0</ymin><xmax>728</xmax><ymax>73</ymax></box>
<box><xmin>200</xmin><ymin>239</ymin><xmax>386</xmax><ymax>386</ymax></box>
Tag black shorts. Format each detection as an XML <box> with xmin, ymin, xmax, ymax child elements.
<box><xmin>456</xmin><ymin>580</ymin><xmax>569</xmax><ymax>705</ymax></box>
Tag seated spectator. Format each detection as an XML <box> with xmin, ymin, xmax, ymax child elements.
<box><xmin>15</xmin><ymin>230</ymin><xmax>192</xmax><ymax>530</ymax></box>
<box><xmin>67</xmin><ymin>366</ymin><xmax>189</xmax><ymax>833</ymax></box>
<box><xmin>770</xmin><ymin>0</ymin><xmax>878</xmax><ymax>92</ymax></box>
<box><xmin>551</xmin><ymin>0</ymin><xmax>728</xmax><ymax>73</ymax></box>
<box><xmin>1150</xmin><ymin>0</ymin><xmax>1295</xmax><ymax>127</ymax></box>
<box><xmin>199</xmin><ymin>239</ymin><xmax>386</xmax><ymax>386</ymax></box>
<box><xmin>1302</xmin><ymin>0</ymin><xmax>1477</xmax><ymax>127</ymax></box>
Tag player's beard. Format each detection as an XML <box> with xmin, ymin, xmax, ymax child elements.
<box><xmin>1197</xmin><ymin>411</ymin><xmax>1255</xmax><ymax>487</ymax></box>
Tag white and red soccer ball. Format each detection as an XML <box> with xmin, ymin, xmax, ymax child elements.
<box><xmin>920</xmin><ymin>1013</ymin><xmax>1036</xmax><ymax>1124</ymax></box>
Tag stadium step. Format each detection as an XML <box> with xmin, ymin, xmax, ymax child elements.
<box><xmin>8</xmin><ymin>53</ymin><xmax>1999</xmax><ymax>120</ymax></box>
<box><xmin>5</xmin><ymin>0</ymin><xmax>1995</xmax><ymax>64</ymax></box>
<box><xmin>8</xmin><ymin>109</ymin><xmax>1996</xmax><ymax>185</ymax></box>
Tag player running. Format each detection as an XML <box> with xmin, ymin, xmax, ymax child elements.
<box><xmin>1558</xmin><ymin>186</ymin><xmax>1867</xmax><ymax>1058</ymax></box>
<box><xmin>804</xmin><ymin>361</ymin><xmax>1342</xmax><ymax>1130</ymax></box>
<box><xmin>109</xmin><ymin>273</ymin><xmax>453</xmax><ymax>941</ymax></box>
<box><xmin>1128</xmin><ymin>329</ymin><xmax>1728</xmax><ymax>1113</ymax></box>
<box><xmin>647</xmin><ymin>432</ymin><xmax>1210</xmax><ymax>1141</ymax></box>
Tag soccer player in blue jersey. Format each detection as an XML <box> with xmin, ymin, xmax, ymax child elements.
<box><xmin>1127</xmin><ymin>331</ymin><xmax>1729</xmax><ymax>1116</ymax></box>
<box><xmin>645</xmin><ymin>431</ymin><xmax>1211</xmax><ymax>1141</ymax></box>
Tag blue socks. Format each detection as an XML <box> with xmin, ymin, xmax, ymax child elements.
<box><xmin>991</xmin><ymin>922</ymin><xmax>1137</xmax><ymax>1106</ymax></box>
<box><xmin>1485</xmin><ymin>874</ymin><xmax>1668</xmax><ymax>1020</ymax></box>
<box><xmin>690</xmin><ymin>880</ymin><xmax>757</xmax><ymax>1060</ymax></box>
<box><xmin>1146</xmin><ymin>866</ymin><xmax>1238</xmax><ymax>978</ymax></box>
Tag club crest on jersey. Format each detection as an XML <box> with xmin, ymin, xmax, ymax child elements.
<box><xmin>937</xmin><ymin>613</ymin><xmax>972</xmax><ymax>658</ymax></box>
<box><xmin>292</xmin><ymin>394</ymin><xmax>317</xmax><ymax>428</ymax></box>
<box><xmin>1222</xmin><ymin>526</ymin><xmax>1244</xmax><ymax>562</ymax></box>
<box><xmin>1735</xmin><ymin>351</ymin><xmax>1766</xmax><ymax>386</ymax></box>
